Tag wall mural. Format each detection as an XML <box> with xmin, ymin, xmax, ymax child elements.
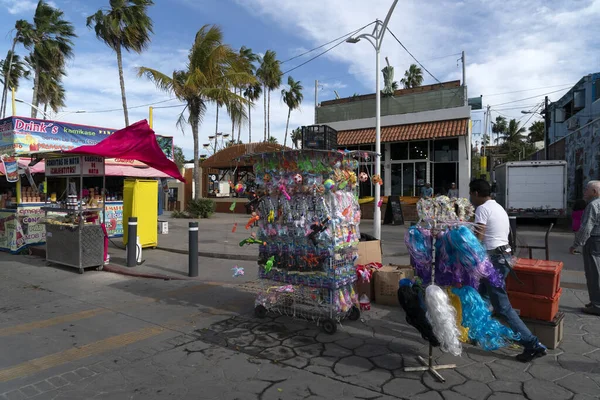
<box><xmin>565</xmin><ymin>120</ymin><xmax>600</xmax><ymax>202</ymax></box>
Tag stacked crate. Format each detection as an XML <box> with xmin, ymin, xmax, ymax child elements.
<box><xmin>507</xmin><ymin>258</ymin><xmax>564</xmax><ymax>349</ymax></box>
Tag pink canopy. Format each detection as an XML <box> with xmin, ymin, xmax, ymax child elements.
<box><xmin>66</xmin><ymin>120</ymin><xmax>185</xmax><ymax>182</ymax></box>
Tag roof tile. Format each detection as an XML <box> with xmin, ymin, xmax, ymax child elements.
<box><xmin>337</xmin><ymin>118</ymin><xmax>468</xmax><ymax>146</ymax></box>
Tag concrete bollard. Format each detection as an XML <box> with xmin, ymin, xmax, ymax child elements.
<box><xmin>127</xmin><ymin>217</ymin><xmax>138</xmax><ymax>268</ymax></box>
<box><xmin>188</xmin><ymin>222</ymin><xmax>198</xmax><ymax>277</ymax></box>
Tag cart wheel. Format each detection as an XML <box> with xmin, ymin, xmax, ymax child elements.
<box><xmin>322</xmin><ymin>318</ymin><xmax>337</xmax><ymax>334</ymax></box>
<box><xmin>78</xmin><ymin>268</ymin><xmax>84</xmax><ymax>274</ymax></box>
<box><xmin>348</xmin><ymin>306</ymin><xmax>361</xmax><ymax>321</ymax></box>
<box><xmin>255</xmin><ymin>305</ymin><xmax>268</xmax><ymax>319</ymax></box>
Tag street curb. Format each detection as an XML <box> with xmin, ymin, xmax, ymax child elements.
<box><xmin>102</xmin><ymin>264</ymin><xmax>194</xmax><ymax>281</ymax></box>
<box><xmin>155</xmin><ymin>246</ymin><xmax>258</xmax><ymax>262</ymax></box>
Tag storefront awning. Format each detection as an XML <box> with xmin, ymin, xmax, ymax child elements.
<box><xmin>337</xmin><ymin>118</ymin><xmax>469</xmax><ymax>146</ymax></box>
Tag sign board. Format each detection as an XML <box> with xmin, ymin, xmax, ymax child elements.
<box><xmin>0</xmin><ymin>116</ymin><xmax>174</xmax><ymax>160</ymax></box>
<box><xmin>46</xmin><ymin>155</ymin><xmax>105</xmax><ymax>176</ymax></box>
<box><xmin>82</xmin><ymin>156</ymin><xmax>104</xmax><ymax>175</ymax></box>
<box><xmin>383</xmin><ymin>195</ymin><xmax>404</xmax><ymax>225</ymax></box>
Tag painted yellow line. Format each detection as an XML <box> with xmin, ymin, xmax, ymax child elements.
<box><xmin>0</xmin><ymin>325</ymin><xmax>165</xmax><ymax>382</ymax></box>
<box><xmin>0</xmin><ymin>308</ymin><xmax>109</xmax><ymax>337</ymax></box>
<box><xmin>0</xmin><ymin>298</ymin><xmax>157</xmax><ymax>338</ymax></box>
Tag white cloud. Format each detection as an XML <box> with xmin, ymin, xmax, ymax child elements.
<box><xmin>235</xmin><ymin>0</ymin><xmax>600</xmax><ymax>129</ymax></box>
<box><xmin>1</xmin><ymin>0</ymin><xmax>36</xmax><ymax>14</ymax></box>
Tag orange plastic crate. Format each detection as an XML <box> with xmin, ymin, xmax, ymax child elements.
<box><xmin>508</xmin><ymin>287</ymin><xmax>562</xmax><ymax>322</ymax></box>
<box><xmin>506</xmin><ymin>258</ymin><xmax>563</xmax><ymax>297</ymax></box>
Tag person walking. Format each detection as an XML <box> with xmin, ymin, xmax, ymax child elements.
<box><xmin>569</xmin><ymin>181</ymin><xmax>600</xmax><ymax>315</ymax></box>
<box><xmin>469</xmin><ymin>179</ymin><xmax>547</xmax><ymax>362</ymax></box>
<box><xmin>447</xmin><ymin>182</ymin><xmax>459</xmax><ymax>198</ymax></box>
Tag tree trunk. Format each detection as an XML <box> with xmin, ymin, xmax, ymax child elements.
<box><xmin>284</xmin><ymin>107</ymin><xmax>291</xmax><ymax>147</ymax></box>
<box><xmin>30</xmin><ymin>62</ymin><xmax>41</xmax><ymax>118</ymax></box>
<box><xmin>215</xmin><ymin>105</ymin><xmax>219</xmax><ymax>151</ymax></box>
<box><xmin>263</xmin><ymin>84</ymin><xmax>267</xmax><ymax>142</ymax></box>
<box><xmin>267</xmin><ymin>90</ymin><xmax>271</xmax><ymax>140</ymax></box>
<box><xmin>192</xmin><ymin>116</ymin><xmax>201</xmax><ymax>200</ymax></box>
<box><xmin>248</xmin><ymin>101</ymin><xmax>252</xmax><ymax>143</ymax></box>
<box><xmin>1</xmin><ymin>39</ymin><xmax>17</xmax><ymax>118</ymax></box>
<box><xmin>116</xmin><ymin>45</ymin><xmax>130</xmax><ymax>127</ymax></box>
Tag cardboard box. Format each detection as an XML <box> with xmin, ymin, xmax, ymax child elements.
<box><xmin>374</xmin><ymin>264</ymin><xmax>414</xmax><ymax>306</ymax></box>
<box><xmin>355</xmin><ymin>240</ymin><xmax>382</xmax><ymax>265</ymax></box>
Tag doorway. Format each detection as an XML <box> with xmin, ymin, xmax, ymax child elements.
<box><xmin>433</xmin><ymin>162</ymin><xmax>458</xmax><ymax>196</ymax></box>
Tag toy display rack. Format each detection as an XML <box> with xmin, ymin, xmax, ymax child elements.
<box><xmin>243</xmin><ymin>150</ymin><xmax>373</xmax><ymax>333</ymax></box>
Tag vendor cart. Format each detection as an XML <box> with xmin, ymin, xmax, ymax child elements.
<box><xmin>41</xmin><ymin>154</ymin><xmax>106</xmax><ymax>273</ymax></box>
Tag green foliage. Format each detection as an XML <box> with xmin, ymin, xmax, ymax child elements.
<box><xmin>170</xmin><ymin>210</ymin><xmax>187</xmax><ymax>218</ymax></box>
<box><xmin>186</xmin><ymin>198</ymin><xmax>215</xmax><ymax>218</ymax></box>
<box><xmin>400</xmin><ymin>64</ymin><xmax>423</xmax><ymax>89</ymax></box>
<box><xmin>173</xmin><ymin>145</ymin><xmax>186</xmax><ymax>169</ymax></box>
<box><xmin>528</xmin><ymin>120</ymin><xmax>545</xmax><ymax>143</ymax></box>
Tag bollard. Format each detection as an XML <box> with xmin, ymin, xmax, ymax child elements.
<box><xmin>509</xmin><ymin>216</ymin><xmax>517</xmax><ymax>250</ymax></box>
<box><xmin>188</xmin><ymin>222</ymin><xmax>199</xmax><ymax>277</ymax></box>
<box><xmin>127</xmin><ymin>217</ymin><xmax>138</xmax><ymax>268</ymax></box>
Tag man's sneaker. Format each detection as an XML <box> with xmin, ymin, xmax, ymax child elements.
<box><xmin>516</xmin><ymin>343</ymin><xmax>547</xmax><ymax>363</ymax></box>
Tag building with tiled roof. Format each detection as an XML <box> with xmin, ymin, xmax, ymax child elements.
<box><xmin>315</xmin><ymin>80</ymin><xmax>472</xmax><ymax>199</ymax></box>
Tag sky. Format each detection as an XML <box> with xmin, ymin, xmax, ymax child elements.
<box><xmin>0</xmin><ymin>0</ymin><xmax>599</xmax><ymax>158</ymax></box>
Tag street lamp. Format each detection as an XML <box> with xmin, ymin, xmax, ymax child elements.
<box><xmin>346</xmin><ymin>0</ymin><xmax>398</xmax><ymax>240</ymax></box>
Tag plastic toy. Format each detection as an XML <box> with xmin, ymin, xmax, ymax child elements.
<box><xmin>246</xmin><ymin>213</ymin><xmax>260</xmax><ymax>229</ymax></box>
<box><xmin>359</xmin><ymin>172</ymin><xmax>369</xmax><ymax>182</ymax></box>
<box><xmin>234</xmin><ymin>183</ymin><xmax>245</xmax><ymax>194</ymax></box>
<box><xmin>371</xmin><ymin>174</ymin><xmax>383</xmax><ymax>185</ymax></box>
<box><xmin>232</xmin><ymin>266</ymin><xmax>245</xmax><ymax>277</ymax></box>
<box><xmin>240</xmin><ymin>237</ymin><xmax>266</xmax><ymax>246</ymax></box>
<box><xmin>293</xmin><ymin>173</ymin><xmax>303</xmax><ymax>184</ymax></box>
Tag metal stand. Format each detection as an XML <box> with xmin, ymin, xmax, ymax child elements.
<box><xmin>404</xmin><ymin>226</ymin><xmax>457</xmax><ymax>382</ymax></box>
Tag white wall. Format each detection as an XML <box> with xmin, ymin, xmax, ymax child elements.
<box><xmin>458</xmin><ymin>132</ymin><xmax>471</xmax><ymax>198</ymax></box>
<box><xmin>325</xmin><ymin>106</ymin><xmax>471</xmax><ymax>132</ymax></box>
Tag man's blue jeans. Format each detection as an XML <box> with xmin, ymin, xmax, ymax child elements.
<box><xmin>478</xmin><ymin>254</ymin><xmax>539</xmax><ymax>350</ymax></box>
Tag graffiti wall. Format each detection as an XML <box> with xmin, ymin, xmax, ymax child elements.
<box><xmin>565</xmin><ymin>120</ymin><xmax>600</xmax><ymax>202</ymax></box>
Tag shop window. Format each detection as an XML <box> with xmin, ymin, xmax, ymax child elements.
<box><xmin>433</xmin><ymin>139</ymin><xmax>459</xmax><ymax>162</ymax></box>
<box><xmin>410</xmin><ymin>141</ymin><xmax>428</xmax><ymax>160</ymax></box>
<box><xmin>391</xmin><ymin>164</ymin><xmax>403</xmax><ymax>195</ymax></box>
<box><xmin>403</xmin><ymin>163</ymin><xmax>415</xmax><ymax>196</ymax></box>
<box><xmin>390</xmin><ymin>142</ymin><xmax>408</xmax><ymax>160</ymax></box>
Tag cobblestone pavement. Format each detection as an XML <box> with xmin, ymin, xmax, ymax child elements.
<box><xmin>1</xmin><ymin>253</ymin><xmax>599</xmax><ymax>399</ymax></box>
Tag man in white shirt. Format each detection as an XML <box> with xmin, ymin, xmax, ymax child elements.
<box><xmin>470</xmin><ymin>179</ymin><xmax>547</xmax><ymax>362</ymax></box>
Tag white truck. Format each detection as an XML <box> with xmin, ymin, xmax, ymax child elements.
<box><xmin>494</xmin><ymin>160</ymin><xmax>567</xmax><ymax>219</ymax></box>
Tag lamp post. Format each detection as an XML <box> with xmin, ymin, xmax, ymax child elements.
<box><xmin>346</xmin><ymin>0</ymin><xmax>398</xmax><ymax>240</ymax></box>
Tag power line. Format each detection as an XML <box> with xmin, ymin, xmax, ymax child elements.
<box><xmin>62</xmin><ymin>98</ymin><xmax>179</xmax><ymax>114</ymax></box>
<box><xmin>386</xmin><ymin>27</ymin><xmax>443</xmax><ymax>85</ymax></box>
<box><xmin>489</xmin><ymin>87</ymin><xmax>570</xmax><ymax>107</ymax></box>
<box><xmin>281</xmin><ymin>27</ymin><xmax>367</xmax><ymax>77</ymax></box>
<box><xmin>483</xmin><ymin>83</ymin><xmax>574</xmax><ymax>98</ymax></box>
<box><xmin>281</xmin><ymin>22</ymin><xmax>376</xmax><ymax>64</ymax></box>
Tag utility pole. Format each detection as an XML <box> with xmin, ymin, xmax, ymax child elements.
<box><xmin>462</xmin><ymin>51</ymin><xmax>467</xmax><ymax>106</ymax></box>
<box><xmin>544</xmin><ymin>95</ymin><xmax>550</xmax><ymax>160</ymax></box>
<box><xmin>314</xmin><ymin>80</ymin><xmax>319</xmax><ymax>124</ymax></box>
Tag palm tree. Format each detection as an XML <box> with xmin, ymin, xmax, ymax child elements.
<box><xmin>0</xmin><ymin>51</ymin><xmax>30</xmax><ymax>116</ymax></box>
<box><xmin>400</xmin><ymin>64</ymin><xmax>423</xmax><ymax>89</ymax></box>
<box><xmin>528</xmin><ymin>120</ymin><xmax>545</xmax><ymax>143</ymax></box>
<box><xmin>281</xmin><ymin>76</ymin><xmax>303</xmax><ymax>147</ymax></box>
<box><xmin>138</xmin><ymin>24</ymin><xmax>255</xmax><ymax>200</ymax></box>
<box><xmin>235</xmin><ymin>46</ymin><xmax>259</xmax><ymax>142</ymax></box>
<box><xmin>37</xmin><ymin>72</ymin><xmax>65</xmax><ymax>118</ymax></box>
<box><xmin>491</xmin><ymin>116</ymin><xmax>507</xmax><ymax>144</ymax></box>
<box><xmin>501</xmin><ymin>119</ymin><xmax>526</xmax><ymax>143</ymax></box>
<box><xmin>267</xmin><ymin>136</ymin><xmax>278</xmax><ymax>144</ymax></box>
<box><xmin>257</xmin><ymin>50</ymin><xmax>281</xmax><ymax>141</ymax></box>
<box><xmin>87</xmin><ymin>0</ymin><xmax>154</xmax><ymax>127</ymax></box>
<box><xmin>1</xmin><ymin>20</ymin><xmax>32</xmax><ymax>118</ymax></box>
<box><xmin>290</xmin><ymin>127</ymin><xmax>302</xmax><ymax>149</ymax></box>
<box><xmin>23</xmin><ymin>1</ymin><xmax>76</xmax><ymax>119</ymax></box>
<box><xmin>243</xmin><ymin>82</ymin><xmax>261</xmax><ymax>143</ymax></box>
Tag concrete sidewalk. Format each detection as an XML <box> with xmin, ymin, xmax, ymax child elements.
<box><xmin>1</xmin><ymin>251</ymin><xmax>600</xmax><ymax>400</ymax></box>
<box><xmin>107</xmin><ymin>212</ymin><xmax>587</xmax><ymax>287</ymax></box>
